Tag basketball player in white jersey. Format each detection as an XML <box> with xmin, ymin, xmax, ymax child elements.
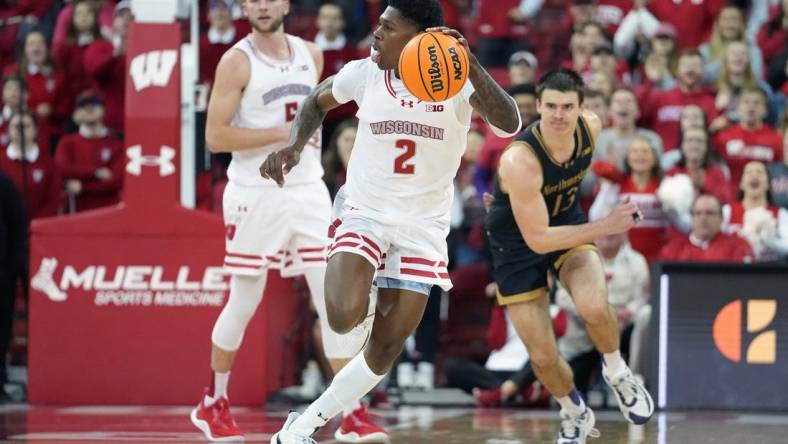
<box><xmin>260</xmin><ymin>1</ymin><xmax>522</xmax><ymax>442</ymax></box>
<box><xmin>190</xmin><ymin>1</ymin><xmax>384</xmax><ymax>442</ymax></box>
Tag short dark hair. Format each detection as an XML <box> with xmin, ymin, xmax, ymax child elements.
<box><xmin>2</xmin><ymin>75</ymin><xmax>27</xmax><ymax>93</ymax></box>
<box><xmin>692</xmin><ymin>194</ymin><xmax>723</xmax><ymax>215</ymax></box>
<box><xmin>387</xmin><ymin>0</ymin><xmax>444</xmax><ymax>31</ymax></box>
<box><xmin>536</xmin><ymin>69</ymin><xmax>585</xmax><ymax>103</ymax></box>
<box><xmin>507</xmin><ymin>83</ymin><xmax>536</xmax><ymax>98</ymax></box>
<box><xmin>583</xmin><ymin>88</ymin><xmax>608</xmax><ymax>105</ymax></box>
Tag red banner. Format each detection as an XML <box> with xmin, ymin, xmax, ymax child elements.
<box><xmin>27</xmin><ymin>22</ymin><xmax>298</xmax><ymax>405</ymax></box>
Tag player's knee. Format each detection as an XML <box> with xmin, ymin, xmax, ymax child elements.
<box><xmin>365</xmin><ymin>338</ymin><xmax>405</xmax><ymax>371</ymax></box>
<box><xmin>530</xmin><ymin>346</ymin><xmax>560</xmax><ymax>373</ymax></box>
<box><xmin>580</xmin><ymin>301</ymin><xmax>610</xmax><ymax>327</ymax></box>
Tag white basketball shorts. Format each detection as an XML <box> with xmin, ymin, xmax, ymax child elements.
<box><xmin>327</xmin><ymin>191</ymin><xmax>452</xmax><ymax>291</ymax></box>
<box><xmin>222</xmin><ymin>180</ymin><xmax>331</xmax><ymax>277</ymax></box>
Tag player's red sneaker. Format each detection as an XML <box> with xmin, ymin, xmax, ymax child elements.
<box><xmin>334</xmin><ymin>404</ymin><xmax>389</xmax><ymax>443</ymax></box>
<box><xmin>473</xmin><ymin>387</ymin><xmax>503</xmax><ymax>407</ymax></box>
<box><xmin>190</xmin><ymin>388</ymin><xmax>244</xmax><ymax>442</ymax></box>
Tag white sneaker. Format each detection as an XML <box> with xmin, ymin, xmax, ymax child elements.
<box><xmin>271</xmin><ymin>412</ymin><xmax>316</xmax><ymax>444</ymax></box>
<box><xmin>414</xmin><ymin>362</ymin><xmax>434</xmax><ymax>390</ymax></box>
<box><xmin>604</xmin><ymin>367</ymin><xmax>654</xmax><ymax>425</ymax></box>
<box><xmin>396</xmin><ymin>362</ymin><xmax>415</xmax><ymax>389</ymax></box>
<box><xmin>556</xmin><ymin>407</ymin><xmax>600</xmax><ymax>444</ymax></box>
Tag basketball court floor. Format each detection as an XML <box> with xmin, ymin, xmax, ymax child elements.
<box><xmin>1</xmin><ymin>404</ymin><xmax>786</xmax><ymax>443</ymax></box>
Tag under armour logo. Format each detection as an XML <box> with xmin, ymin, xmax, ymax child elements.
<box><xmin>126</xmin><ymin>145</ymin><xmax>176</xmax><ymax>176</ymax></box>
<box><xmin>317</xmin><ymin>412</ymin><xmax>329</xmax><ymax>422</ymax></box>
<box><xmin>280</xmin><ymin>66</ymin><xmax>290</xmax><ymax>73</ymax></box>
<box><xmin>400</xmin><ymin>99</ymin><xmax>414</xmax><ymax>108</ymax></box>
<box><xmin>31</xmin><ymin>257</ymin><xmax>67</xmax><ymax>302</ymax></box>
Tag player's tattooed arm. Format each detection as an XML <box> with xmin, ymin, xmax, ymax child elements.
<box><xmin>427</xmin><ymin>27</ymin><xmax>520</xmax><ymax>135</ymax></box>
<box><xmin>467</xmin><ymin>63</ymin><xmax>521</xmax><ymax>135</ymax></box>
<box><xmin>260</xmin><ymin>76</ymin><xmax>341</xmax><ymax>186</ymax></box>
<box><xmin>286</xmin><ymin>76</ymin><xmax>338</xmax><ymax>152</ymax></box>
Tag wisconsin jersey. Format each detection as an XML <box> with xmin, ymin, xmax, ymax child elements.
<box><xmin>487</xmin><ymin>116</ymin><xmax>596</xmax><ymax>255</ymax></box>
<box><xmin>332</xmin><ymin>57</ymin><xmax>476</xmax><ymax>224</ymax></box>
<box><xmin>227</xmin><ymin>34</ymin><xmax>322</xmax><ymax>187</ymax></box>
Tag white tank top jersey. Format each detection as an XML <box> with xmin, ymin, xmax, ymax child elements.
<box><xmin>332</xmin><ymin>57</ymin><xmax>476</xmax><ymax>224</ymax></box>
<box><xmin>227</xmin><ymin>34</ymin><xmax>323</xmax><ymax>187</ymax></box>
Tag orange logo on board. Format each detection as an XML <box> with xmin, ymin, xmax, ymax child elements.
<box><xmin>713</xmin><ymin>300</ymin><xmax>777</xmax><ymax>364</ymax></box>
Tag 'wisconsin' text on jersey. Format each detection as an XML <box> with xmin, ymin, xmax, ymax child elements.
<box><xmin>369</xmin><ymin>120</ymin><xmax>445</xmax><ymax>140</ymax></box>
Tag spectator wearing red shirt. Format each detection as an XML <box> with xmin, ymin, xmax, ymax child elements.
<box><xmin>713</xmin><ymin>88</ymin><xmax>783</xmax><ymax>199</ymax></box>
<box><xmin>0</xmin><ymin>112</ymin><xmax>60</xmax><ymax>221</ymax></box>
<box><xmin>711</xmin><ymin>41</ymin><xmax>778</xmax><ymax>129</ymax></box>
<box><xmin>595</xmin><ymin>0</ymin><xmax>632</xmax><ymax>33</ymax></box>
<box><xmin>83</xmin><ymin>2</ymin><xmax>132</xmax><ymax>134</ymax></box>
<box><xmin>666</xmin><ymin>127</ymin><xmax>732</xmax><ymax>204</ymax></box>
<box><xmin>757</xmin><ymin>2</ymin><xmax>787</xmax><ymax>61</ymax></box>
<box><xmin>725</xmin><ymin>161</ymin><xmax>781</xmax><ymax>234</ymax></box>
<box><xmin>55</xmin><ymin>91</ymin><xmax>123</xmax><ymax>213</ymax></box>
<box><xmin>590</xmin><ymin>137</ymin><xmax>667</xmax><ymax>262</ymax></box>
<box><xmin>660</xmin><ymin>194</ymin><xmax>754</xmax><ymax>262</ymax></box>
<box><xmin>53</xmin><ymin>0</ymin><xmax>103</xmax><ymax>113</ymax></box>
<box><xmin>473</xmin><ymin>0</ymin><xmax>530</xmax><ymax>67</ymax></box>
<box><xmin>646</xmin><ymin>0</ymin><xmax>725</xmax><ymax>49</ymax></box>
<box><xmin>638</xmin><ymin>49</ymin><xmax>717</xmax><ymax>151</ymax></box>
<box><xmin>473</xmin><ymin>84</ymin><xmax>538</xmax><ymax>197</ymax></box>
<box><xmin>586</xmin><ymin>41</ymin><xmax>630</xmax><ymax>86</ymax></box>
<box><xmin>4</xmin><ymin>31</ymin><xmax>69</xmax><ymax>150</ymax></box>
<box><xmin>199</xmin><ymin>0</ymin><xmax>239</xmax><ymax>87</ymax></box>
<box><xmin>549</xmin><ymin>0</ymin><xmax>600</xmax><ymax>70</ymax></box>
<box><xmin>53</xmin><ymin>0</ymin><xmax>117</xmax><ymax>49</ymax></box>
<box><xmin>313</xmin><ymin>3</ymin><xmax>360</xmax><ymax>146</ymax></box>
<box><xmin>0</xmin><ymin>76</ymin><xmax>27</xmax><ymax>148</ymax></box>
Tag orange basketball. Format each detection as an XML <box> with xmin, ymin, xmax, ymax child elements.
<box><xmin>398</xmin><ymin>31</ymin><xmax>469</xmax><ymax>103</ymax></box>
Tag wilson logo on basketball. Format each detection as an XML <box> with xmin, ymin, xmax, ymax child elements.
<box><xmin>713</xmin><ymin>299</ymin><xmax>777</xmax><ymax>364</ymax></box>
<box><xmin>427</xmin><ymin>45</ymin><xmax>444</xmax><ymax>93</ymax></box>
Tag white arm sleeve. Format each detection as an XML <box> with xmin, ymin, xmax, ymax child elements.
<box><xmin>614</xmin><ymin>8</ymin><xmax>660</xmax><ymax>59</ymax></box>
<box><xmin>331</xmin><ymin>58</ymin><xmax>369</xmax><ymax>105</ymax></box>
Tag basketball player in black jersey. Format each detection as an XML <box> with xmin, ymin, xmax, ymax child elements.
<box><xmin>485</xmin><ymin>69</ymin><xmax>654</xmax><ymax>444</ymax></box>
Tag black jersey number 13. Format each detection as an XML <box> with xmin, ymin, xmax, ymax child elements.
<box><xmin>551</xmin><ymin>187</ymin><xmax>578</xmax><ymax>217</ymax></box>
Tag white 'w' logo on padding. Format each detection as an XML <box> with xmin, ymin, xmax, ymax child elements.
<box><xmin>129</xmin><ymin>50</ymin><xmax>178</xmax><ymax>91</ymax></box>
<box><xmin>126</xmin><ymin>145</ymin><xmax>176</xmax><ymax>176</ymax></box>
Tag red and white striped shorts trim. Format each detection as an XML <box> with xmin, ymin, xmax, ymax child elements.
<box><xmin>328</xmin><ymin>232</ymin><xmax>384</xmax><ymax>268</ymax></box>
<box><xmin>398</xmin><ymin>256</ymin><xmax>449</xmax><ymax>280</ymax></box>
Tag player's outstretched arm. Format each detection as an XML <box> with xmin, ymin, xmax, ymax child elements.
<box><xmin>259</xmin><ymin>76</ymin><xmax>341</xmax><ymax>186</ymax></box>
<box><xmin>206</xmin><ymin>50</ymin><xmax>291</xmax><ymax>153</ymax></box>
<box><xmin>426</xmin><ymin>27</ymin><xmax>521</xmax><ymax>135</ymax></box>
<box><xmin>501</xmin><ymin>143</ymin><xmax>639</xmax><ymax>254</ymax></box>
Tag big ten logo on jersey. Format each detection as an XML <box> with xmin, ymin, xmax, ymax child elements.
<box><xmin>713</xmin><ymin>299</ymin><xmax>778</xmax><ymax>365</ymax></box>
<box><xmin>129</xmin><ymin>50</ymin><xmax>178</xmax><ymax>92</ymax></box>
<box><xmin>426</xmin><ymin>104</ymin><xmax>444</xmax><ymax>112</ymax></box>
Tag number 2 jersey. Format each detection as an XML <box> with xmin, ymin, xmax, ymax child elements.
<box><xmin>227</xmin><ymin>34</ymin><xmax>323</xmax><ymax>187</ymax></box>
<box><xmin>486</xmin><ymin>117</ymin><xmax>595</xmax><ymax>255</ymax></box>
<box><xmin>332</xmin><ymin>57</ymin><xmax>476</xmax><ymax>225</ymax></box>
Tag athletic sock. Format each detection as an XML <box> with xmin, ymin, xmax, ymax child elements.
<box><xmin>291</xmin><ymin>354</ymin><xmax>384</xmax><ymax>435</ymax></box>
<box><xmin>342</xmin><ymin>399</ymin><xmax>362</xmax><ymax>417</ymax></box>
<box><xmin>556</xmin><ymin>388</ymin><xmax>586</xmax><ymax>415</ymax></box>
<box><xmin>206</xmin><ymin>371</ymin><xmax>230</xmax><ymax>405</ymax></box>
<box><xmin>602</xmin><ymin>350</ymin><xmax>627</xmax><ymax>379</ymax></box>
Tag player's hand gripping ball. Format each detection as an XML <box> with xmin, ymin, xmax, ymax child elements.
<box><xmin>398</xmin><ymin>29</ymin><xmax>469</xmax><ymax>103</ymax></box>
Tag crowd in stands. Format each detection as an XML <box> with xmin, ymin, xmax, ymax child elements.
<box><xmin>0</xmin><ymin>0</ymin><xmax>787</xmax><ymax>405</ymax></box>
